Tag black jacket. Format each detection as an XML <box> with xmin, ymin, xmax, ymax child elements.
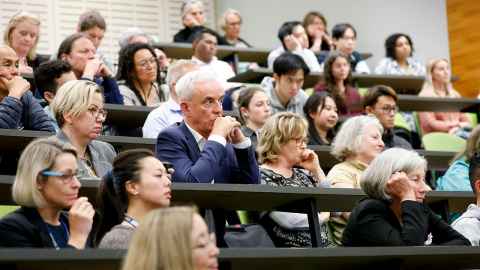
<box><xmin>342</xmin><ymin>198</ymin><xmax>470</xmax><ymax>246</ymax></box>
<box><xmin>0</xmin><ymin>207</ymin><xmax>92</xmax><ymax>248</ymax></box>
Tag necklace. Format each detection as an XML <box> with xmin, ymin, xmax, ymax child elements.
<box><xmin>124</xmin><ymin>215</ymin><xmax>139</xmax><ymax>229</ymax></box>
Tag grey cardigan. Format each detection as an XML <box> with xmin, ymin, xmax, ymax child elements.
<box><xmin>98</xmin><ymin>222</ymin><xmax>135</xmax><ymax>249</ymax></box>
<box><xmin>56</xmin><ymin>131</ymin><xmax>116</xmax><ymax>180</ymax></box>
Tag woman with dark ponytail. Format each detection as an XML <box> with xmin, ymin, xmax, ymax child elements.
<box><xmin>95</xmin><ymin>149</ymin><xmax>172</xmax><ymax>248</ymax></box>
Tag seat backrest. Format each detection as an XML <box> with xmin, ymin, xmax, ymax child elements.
<box><xmin>422</xmin><ymin>132</ymin><xmax>466</xmax><ymax>152</ymax></box>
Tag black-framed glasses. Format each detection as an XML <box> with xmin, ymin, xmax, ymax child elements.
<box><xmin>379</xmin><ymin>105</ymin><xmax>398</xmax><ymax>115</ymax></box>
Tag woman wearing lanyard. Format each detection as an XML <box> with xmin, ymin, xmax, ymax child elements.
<box><xmin>0</xmin><ymin>137</ymin><xmax>94</xmax><ymax>248</ymax></box>
<box><xmin>95</xmin><ymin>149</ymin><xmax>172</xmax><ymax>248</ymax></box>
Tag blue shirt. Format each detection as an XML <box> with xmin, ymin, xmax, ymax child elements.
<box><xmin>143</xmin><ymin>98</ymin><xmax>183</xmax><ymax>139</ymax></box>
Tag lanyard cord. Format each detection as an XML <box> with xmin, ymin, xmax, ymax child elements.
<box><xmin>46</xmin><ymin>219</ymin><xmax>69</xmax><ymax>250</ymax></box>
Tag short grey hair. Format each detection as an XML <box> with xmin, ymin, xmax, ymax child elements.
<box><xmin>118</xmin><ymin>27</ymin><xmax>151</xmax><ymax>49</ymax></box>
<box><xmin>181</xmin><ymin>0</ymin><xmax>204</xmax><ymax>17</ymax></box>
<box><xmin>360</xmin><ymin>148</ymin><xmax>427</xmax><ymax>200</ymax></box>
<box><xmin>175</xmin><ymin>69</ymin><xmax>221</xmax><ymax>101</ymax></box>
<box><xmin>331</xmin><ymin>115</ymin><xmax>383</xmax><ymax>161</ymax></box>
<box><xmin>165</xmin><ymin>60</ymin><xmax>198</xmax><ymax>88</ymax></box>
<box><xmin>219</xmin><ymin>9</ymin><xmax>242</xmax><ymax>31</ymax></box>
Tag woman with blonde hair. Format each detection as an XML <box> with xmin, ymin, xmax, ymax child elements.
<box><xmin>0</xmin><ymin>137</ymin><xmax>95</xmax><ymax>248</ymax></box>
<box><xmin>3</xmin><ymin>11</ymin><xmax>46</xmax><ymax>75</ymax></box>
<box><xmin>122</xmin><ymin>206</ymin><xmax>219</xmax><ymax>270</ymax></box>
<box><xmin>418</xmin><ymin>58</ymin><xmax>470</xmax><ymax>138</ymax></box>
<box><xmin>326</xmin><ymin>115</ymin><xmax>384</xmax><ymax>245</ymax></box>
<box><xmin>50</xmin><ymin>80</ymin><xmax>116</xmax><ymax>180</ymax></box>
<box><xmin>437</xmin><ymin>125</ymin><xmax>480</xmax><ymax>192</ymax></box>
<box><xmin>257</xmin><ymin>112</ymin><xmax>329</xmax><ymax>247</ymax></box>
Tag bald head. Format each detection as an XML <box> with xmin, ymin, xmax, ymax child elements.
<box><xmin>0</xmin><ymin>46</ymin><xmax>20</xmax><ymax>85</ymax></box>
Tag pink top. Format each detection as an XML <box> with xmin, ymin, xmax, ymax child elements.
<box><xmin>418</xmin><ymin>87</ymin><xmax>470</xmax><ymax>134</ymax></box>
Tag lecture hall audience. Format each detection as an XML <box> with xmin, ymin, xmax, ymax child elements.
<box><xmin>418</xmin><ymin>58</ymin><xmax>471</xmax><ymax>138</ymax></box>
<box><xmin>33</xmin><ymin>60</ymin><xmax>76</xmax><ymax>132</ymax></box>
<box><xmin>237</xmin><ymin>86</ymin><xmax>272</xmax><ymax>149</ymax></box>
<box><xmin>315</xmin><ymin>52</ymin><xmax>363</xmax><ymax>117</ymax></box>
<box><xmin>363</xmin><ymin>85</ymin><xmax>413</xmax><ymax>149</ymax></box>
<box><xmin>375</xmin><ymin>33</ymin><xmax>426</xmax><ymax>76</ymax></box>
<box><xmin>343</xmin><ymin>147</ymin><xmax>470</xmax><ymax>247</ymax></box>
<box><xmin>116</xmin><ymin>43</ymin><xmax>164</xmax><ymax>106</ymax></box>
<box><xmin>330</xmin><ymin>23</ymin><xmax>370</xmax><ymax>74</ymax></box>
<box><xmin>261</xmin><ymin>52</ymin><xmax>310</xmax><ymax>115</ymax></box>
<box><xmin>257</xmin><ymin>112</ymin><xmax>329</xmax><ymax>247</ymax></box>
<box><xmin>122</xmin><ymin>207</ymin><xmax>219</xmax><ymax>270</ymax></box>
<box><xmin>96</xmin><ymin>149</ymin><xmax>171</xmax><ymax>249</ymax></box>
<box><xmin>0</xmin><ymin>137</ymin><xmax>94</xmax><ymax>248</ymax></box>
<box><xmin>142</xmin><ymin>60</ymin><xmax>199</xmax><ymax>139</ymax></box>
<box><xmin>303</xmin><ymin>92</ymin><xmax>338</xmax><ymax>145</ymax></box>
<box><xmin>3</xmin><ymin>11</ymin><xmax>47</xmax><ymax>76</ymax></box>
<box><xmin>50</xmin><ymin>80</ymin><xmax>116</xmax><ymax>180</ymax></box>
<box><xmin>57</xmin><ymin>33</ymin><xmax>123</xmax><ymax>104</ymax></box>
<box><xmin>327</xmin><ymin>115</ymin><xmax>384</xmax><ymax>245</ymax></box>
<box><xmin>268</xmin><ymin>21</ymin><xmax>321</xmax><ymax>72</ymax></box>
<box><xmin>0</xmin><ymin>45</ymin><xmax>54</xmax><ymax>132</ymax></box>
<box><xmin>436</xmin><ymin>125</ymin><xmax>480</xmax><ymax>192</ymax></box>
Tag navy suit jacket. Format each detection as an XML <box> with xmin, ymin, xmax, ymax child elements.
<box><xmin>156</xmin><ymin>121</ymin><xmax>259</xmax><ymax>184</ymax></box>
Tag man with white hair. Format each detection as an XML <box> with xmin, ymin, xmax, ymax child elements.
<box><xmin>173</xmin><ymin>0</ymin><xmax>227</xmax><ymax>44</ymax></box>
<box><xmin>155</xmin><ymin>69</ymin><xmax>259</xmax><ymax>247</ymax></box>
<box><xmin>155</xmin><ymin>69</ymin><xmax>258</xmax><ymax>184</ymax></box>
<box><xmin>219</xmin><ymin>9</ymin><xmax>251</xmax><ymax>48</ymax></box>
<box><xmin>142</xmin><ymin>60</ymin><xmax>198</xmax><ymax>138</ymax></box>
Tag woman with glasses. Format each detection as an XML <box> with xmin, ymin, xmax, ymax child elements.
<box><xmin>95</xmin><ymin>149</ymin><xmax>172</xmax><ymax>249</ymax></box>
<box><xmin>257</xmin><ymin>112</ymin><xmax>329</xmax><ymax>247</ymax></box>
<box><xmin>116</xmin><ymin>43</ymin><xmax>164</xmax><ymax>106</ymax></box>
<box><xmin>0</xmin><ymin>137</ymin><xmax>95</xmax><ymax>248</ymax></box>
<box><xmin>326</xmin><ymin>115</ymin><xmax>384</xmax><ymax>245</ymax></box>
<box><xmin>343</xmin><ymin>148</ymin><xmax>469</xmax><ymax>247</ymax></box>
<box><xmin>122</xmin><ymin>206</ymin><xmax>219</xmax><ymax>270</ymax></box>
<box><xmin>50</xmin><ymin>80</ymin><xmax>116</xmax><ymax>180</ymax></box>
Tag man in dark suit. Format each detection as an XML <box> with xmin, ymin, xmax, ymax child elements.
<box><xmin>155</xmin><ymin>69</ymin><xmax>259</xmax><ymax>246</ymax></box>
<box><xmin>155</xmin><ymin>69</ymin><xmax>259</xmax><ymax>184</ymax></box>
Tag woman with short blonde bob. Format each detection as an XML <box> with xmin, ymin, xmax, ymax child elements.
<box><xmin>0</xmin><ymin>137</ymin><xmax>94</xmax><ymax>248</ymax></box>
<box><xmin>327</xmin><ymin>115</ymin><xmax>384</xmax><ymax>245</ymax></box>
<box><xmin>122</xmin><ymin>206</ymin><xmax>219</xmax><ymax>270</ymax></box>
<box><xmin>257</xmin><ymin>112</ymin><xmax>329</xmax><ymax>247</ymax></box>
<box><xmin>342</xmin><ymin>148</ymin><xmax>470</xmax><ymax>246</ymax></box>
<box><xmin>51</xmin><ymin>80</ymin><xmax>116</xmax><ymax>180</ymax></box>
<box><xmin>3</xmin><ymin>11</ymin><xmax>43</xmax><ymax>75</ymax></box>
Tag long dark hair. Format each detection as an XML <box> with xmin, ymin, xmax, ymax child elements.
<box><xmin>94</xmin><ymin>149</ymin><xmax>154</xmax><ymax>246</ymax></box>
<box><xmin>116</xmin><ymin>43</ymin><xmax>165</xmax><ymax>105</ymax></box>
<box><xmin>323</xmin><ymin>52</ymin><xmax>352</xmax><ymax>113</ymax></box>
<box><xmin>303</xmin><ymin>92</ymin><xmax>336</xmax><ymax>144</ymax></box>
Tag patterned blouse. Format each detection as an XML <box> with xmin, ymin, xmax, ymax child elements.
<box><xmin>260</xmin><ymin>167</ymin><xmax>330</xmax><ymax>247</ymax></box>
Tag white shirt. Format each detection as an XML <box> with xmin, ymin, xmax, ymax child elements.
<box><xmin>267</xmin><ymin>46</ymin><xmax>321</xmax><ymax>72</ymax></box>
<box><xmin>142</xmin><ymin>98</ymin><xmax>183</xmax><ymax>139</ymax></box>
<box><xmin>191</xmin><ymin>56</ymin><xmax>236</xmax><ymax>88</ymax></box>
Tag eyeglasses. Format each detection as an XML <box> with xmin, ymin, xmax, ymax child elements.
<box><xmin>136</xmin><ymin>57</ymin><xmax>157</xmax><ymax>69</ymax></box>
<box><xmin>193</xmin><ymin>233</ymin><xmax>216</xmax><ymax>250</ymax></box>
<box><xmin>292</xmin><ymin>137</ymin><xmax>308</xmax><ymax>146</ymax></box>
<box><xmin>378</xmin><ymin>105</ymin><xmax>398</xmax><ymax>115</ymax></box>
<box><xmin>87</xmin><ymin>107</ymin><xmax>108</xmax><ymax>121</ymax></box>
<box><xmin>41</xmin><ymin>169</ymin><xmax>80</xmax><ymax>184</ymax></box>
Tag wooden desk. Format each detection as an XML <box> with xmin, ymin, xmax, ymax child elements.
<box><xmin>154</xmin><ymin>42</ymin><xmax>271</xmax><ymax>65</ymax></box>
<box><xmin>309</xmin><ymin>145</ymin><xmax>456</xmax><ymax>170</ymax></box>
<box><xmin>228</xmin><ymin>68</ymin><xmax>425</xmax><ymax>91</ymax></box>
<box><xmin>0</xmin><ymin>175</ymin><xmax>473</xmax><ymax>246</ymax></box>
<box><xmin>0</xmin><ymin>129</ymin><xmax>457</xmax><ymax>171</ymax></box>
<box><xmin>397</xmin><ymin>95</ymin><xmax>480</xmax><ymax>112</ymax></box>
<box><xmin>1</xmin><ymin>244</ymin><xmax>480</xmax><ymax>270</ymax></box>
